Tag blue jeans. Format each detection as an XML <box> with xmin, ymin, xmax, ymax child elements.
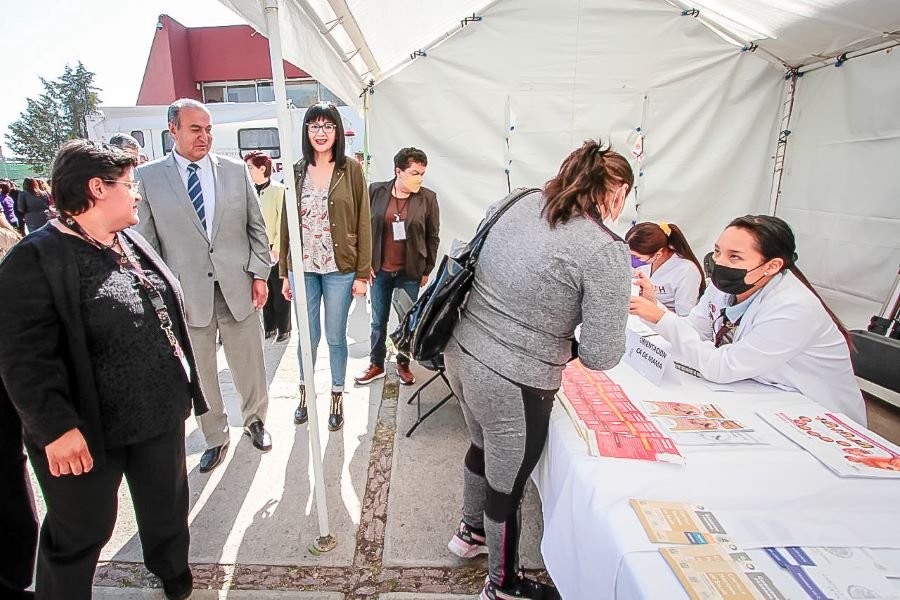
<box><xmin>289</xmin><ymin>271</ymin><xmax>355</xmax><ymax>390</ymax></box>
<box><xmin>370</xmin><ymin>269</ymin><xmax>421</xmax><ymax>368</ymax></box>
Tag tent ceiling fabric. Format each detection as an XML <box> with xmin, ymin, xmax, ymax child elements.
<box><xmin>683</xmin><ymin>0</ymin><xmax>900</xmax><ymax>67</ymax></box>
<box><xmin>222</xmin><ymin>0</ymin><xmax>900</xmax><ymax>108</ymax></box>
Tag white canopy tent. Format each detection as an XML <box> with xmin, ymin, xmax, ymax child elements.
<box><xmin>221</xmin><ymin>0</ymin><xmax>900</xmax><ymax>329</ymax></box>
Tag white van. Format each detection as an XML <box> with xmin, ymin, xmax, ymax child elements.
<box><xmin>85</xmin><ymin>102</ymin><xmax>364</xmax><ymax>181</ymax></box>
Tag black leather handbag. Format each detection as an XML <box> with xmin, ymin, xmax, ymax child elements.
<box><xmin>391</xmin><ymin>187</ymin><xmax>539</xmax><ymax>363</ymax></box>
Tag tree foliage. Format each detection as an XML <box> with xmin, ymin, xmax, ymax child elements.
<box><xmin>6</xmin><ymin>62</ymin><xmax>101</xmax><ymax>175</ymax></box>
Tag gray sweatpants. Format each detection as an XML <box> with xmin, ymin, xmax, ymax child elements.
<box><xmin>443</xmin><ymin>338</ymin><xmax>555</xmax><ymax>589</ymax></box>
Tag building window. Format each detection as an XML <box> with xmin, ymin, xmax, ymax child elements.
<box><xmin>162</xmin><ymin>130</ymin><xmax>174</xmax><ymax>155</ymax></box>
<box><xmin>257</xmin><ymin>82</ymin><xmax>275</xmax><ymax>102</ymax></box>
<box><xmin>238</xmin><ymin>128</ymin><xmax>280</xmax><ymax>159</ymax></box>
<box><xmin>200</xmin><ymin>80</ymin><xmax>346</xmax><ymax>106</ymax></box>
<box><xmin>227</xmin><ymin>84</ymin><xmax>257</xmax><ymax>103</ymax></box>
<box><xmin>286</xmin><ymin>81</ymin><xmax>320</xmax><ymax>108</ymax></box>
<box><xmin>319</xmin><ymin>85</ymin><xmax>346</xmax><ymax>107</ymax></box>
<box><xmin>204</xmin><ymin>85</ymin><xmax>226</xmax><ymax>103</ymax></box>
<box><xmin>130</xmin><ymin>130</ymin><xmax>145</xmax><ymax>147</ymax></box>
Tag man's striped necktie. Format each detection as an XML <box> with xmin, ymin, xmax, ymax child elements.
<box><xmin>187</xmin><ymin>162</ymin><xmax>206</xmax><ymax>229</ymax></box>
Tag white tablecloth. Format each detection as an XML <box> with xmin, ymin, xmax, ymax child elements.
<box><xmin>532</xmin><ymin>361</ymin><xmax>900</xmax><ymax>600</ymax></box>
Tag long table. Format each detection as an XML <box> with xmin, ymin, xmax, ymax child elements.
<box><xmin>532</xmin><ymin>359</ymin><xmax>900</xmax><ymax>600</ymax></box>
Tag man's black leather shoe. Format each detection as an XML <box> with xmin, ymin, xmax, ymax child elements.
<box><xmin>163</xmin><ymin>569</ymin><xmax>193</xmax><ymax>600</ymax></box>
<box><xmin>244</xmin><ymin>420</ymin><xmax>272</xmax><ymax>452</ymax></box>
<box><xmin>198</xmin><ymin>440</ymin><xmax>229</xmax><ymax>474</ymax></box>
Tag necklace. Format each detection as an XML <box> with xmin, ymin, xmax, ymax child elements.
<box><xmin>59</xmin><ymin>213</ymin><xmax>134</xmax><ymax>266</ymax></box>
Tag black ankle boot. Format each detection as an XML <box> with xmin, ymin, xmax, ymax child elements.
<box><xmin>328</xmin><ymin>391</ymin><xmax>344</xmax><ymax>431</ymax></box>
<box><xmin>294</xmin><ymin>385</ymin><xmax>308</xmax><ymax>425</ymax></box>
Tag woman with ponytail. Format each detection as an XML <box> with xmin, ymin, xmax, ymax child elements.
<box><xmin>626</xmin><ymin>222</ymin><xmax>704</xmax><ymax>316</ymax></box>
<box><xmin>444</xmin><ymin>140</ymin><xmax>633</xmax><ymax>600</ymax></box>
<box><xmin>630</xmin><ymin>215</ymin><xmax>865</xmax><ymax>425</ymax></box>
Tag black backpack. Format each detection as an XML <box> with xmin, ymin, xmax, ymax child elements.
<box><xmin>390</xmin><ymin>187</ymin><xmax>539</xmax><ymax>363</ymax></box>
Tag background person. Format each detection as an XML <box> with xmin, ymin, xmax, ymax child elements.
<box><xmin>355</xmin><ymin>147</ymin><xmax>440</xmax><ymax>386</ymax></box>
<box><xmin>444</xmin><ymin>140</ymin><xmax>633</xmax><ymax>599</ymax></box>
<box><xmin>626</xmin><ymin>221</ymin><xmax>705</xmax><ymax>316</ymax></box>
<box><xmin>136</xmin><ymin>98</ymin><xmax>273</xmax><ymax>472</ymax></box>
<box><xmin>0</xmin><ymin>213</ymin><xmax>21</xmax><ymax>258</ymax></box>
<box><xmin>16</xmin><ymin>177</ymin><xmax>53</xmax><ymax>233</ymax></box>
<box><xmin>245</xmin><ymin>150</ymin><xmax>291</xmax><ymax>342</ymax></box>
<box><xmin>0</xmin><ymin>140</ymin><xmax>208</xmax><ymax>600</ymax></box>
<box><xmin>0</xmin><ymin>181</ymin><xmax>19</xmax><ymax>229</ymax></box>
<box><xmin>279</xmin><ymin>101</ymin><xmax>371</xmax><ymax>432</ymax></box>
<box><xmin>2</xmin><ymin>179</ymin><xmax>25</xmax><ymax>234</ymax></box>
<box><xmin>108</xmin><ymin>132</ymin><xmax>142</xmax><ymax>159</ymax></box>
<box><xmin>630</xmin><ymin>214</ymin><xmax>866</xmax><ymax>424</ymax></box>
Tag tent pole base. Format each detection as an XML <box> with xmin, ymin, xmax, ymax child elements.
<box><xmin>310</xmin><ymin>535</ymin><xmax>338</xmax><ymax>554</ymax></box>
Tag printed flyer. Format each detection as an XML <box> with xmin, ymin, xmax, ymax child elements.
<box><xmin>630</xmin><ymin>499</ymin><xmax>730</xmax><ymax>545</ymax></box>
<box><xmin>759</xmin><ymin>410</ymin><xmax>900</xmax><ymax>479</ymax></box>
<box><xmin>661</xmin><ymin>544</ymin><xmax>788</xmax><ymax>600</ymax></box>
<box><xmin>656</xmin><ymin>415</ymin><xmax>751</xmax><ymax>433</ymax></box>
<box><xmin>645</xmin><ymin>401</ymin><xmax>727</xmax><ymax>419</ymax></box>
<box><xmin>763</xmin><ymin>546</ymin><xmax>898</xmax><ymax>600</ymax></box>
<box><xmin>558</xmin><ymin>361</ymin><xmax>683</xmax><ymax>463</ymax></box>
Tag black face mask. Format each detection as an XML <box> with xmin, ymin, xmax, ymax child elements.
<box><xmin>704</xmin><ymin>252</ymin><xmax>767</xmax><ymax>296</ymax></box>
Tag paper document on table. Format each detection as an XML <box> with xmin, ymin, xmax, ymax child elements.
<box><xmin>558</xmin><ymin>362</ymin><xmax>683</xmax><ymax>463</ymax></box>
<box><xmin>630</xmin><ymin>499</ymin><xmax>730</xmax><ymax>545</ymax></box>
<box><xmin>703</xmin><ymin>379</ymin><xmax>785</xmax><ymax>394</ymax></box>
<box><xmin>669</xmin><ymin>430</ymin><xmax>770</xmax><ymax>446</ymax></box>
<box><xmin>644</xmin><ymin>401</ymin><xmax>727</xmax><ymax>419</ymax></box>
<box><xmin>759</xmin><ymin>409</ymin><xmax>900</xmax><ymax>479</ymax></box>
<box><xmin>656</xmin><ymin>415</ymin><xmax>753</xmax><ymax>433</ymax></box>
<box><xmin>661</xmin><ymin>544</ymin><xmax>788</xmax><ymax>600</ymax></box>
<box><xmin>764</xmin><ymin>546</ymin><xmax>899</xmax><ymax>600</ymax></box>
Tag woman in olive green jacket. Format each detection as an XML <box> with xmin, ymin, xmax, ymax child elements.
<box><xmin>278</xmin><ymin>102</ymin><xmax>371</xmax><ymax>432</ymax></box>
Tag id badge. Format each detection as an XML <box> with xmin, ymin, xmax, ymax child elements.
<box><xmin>392</xmin><ymin>220</ymin><xmax>407</xmax><ymax>241</ymax></box>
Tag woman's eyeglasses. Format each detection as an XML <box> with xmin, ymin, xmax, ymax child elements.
<box><xmin>306</xmin><ymin>123</ymin><xmax>337</xmax><ymax>134</ymax></box>
<box><xmin>102</xmin><ymin>179</ymin><xmax>141</xmax><ymax>191</ymax></box>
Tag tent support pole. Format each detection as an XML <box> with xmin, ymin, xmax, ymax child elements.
<box><xmin>768</xmin><ymin>72</ymin><xmax>798</xmax><ymax>215</ymax></box>
<box><xmin>263</xmin><ymin>0</ymin><xmax>336</xmax><ymax>554</ymax></box>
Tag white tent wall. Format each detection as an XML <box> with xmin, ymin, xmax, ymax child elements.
<box><xmin>775</xmin><ymin>49</ymin><xmax>900</xmax><ymax>330</ymax></box>
<box><xmin>367</xmin><ymin>0</ymin><xmax>784</xmax><ymax>264</ymax></box>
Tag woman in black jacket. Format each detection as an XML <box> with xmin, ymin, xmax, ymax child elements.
<box><xmin>16</xmin><ymin>177</ymin><xmax>54</xmax><ymax>233</ymax></box>
<box><xmin>0</xmin><ymin>140</ymin><xmax>208</xmax><ymax>600</ymax></box>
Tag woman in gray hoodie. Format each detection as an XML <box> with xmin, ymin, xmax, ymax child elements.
<box><xmin>445</xmin><ymin>140</ymin><xmax>633</xmax><ymax>600</ymax></box>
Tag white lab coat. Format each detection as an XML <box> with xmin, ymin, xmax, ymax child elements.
<box><xmin>651</xmin><ymin>271</ymin><xmax>866</xmax><ymax>425</ymax></box>
<box><xmin>650</xmin><ymin>254</ymin><xmax>703</xmax><ymax>316</ymax></box>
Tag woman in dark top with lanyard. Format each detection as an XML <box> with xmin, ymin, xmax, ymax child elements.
<box><xmin>0</xmin><ymin>140</ymin><xmax>208</xmax><ymax>600</ymax></box>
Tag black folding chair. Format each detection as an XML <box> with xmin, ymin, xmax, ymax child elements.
<box><xmin>405</xmin><ymin>353</ymin><xmax>456</xmax><ymax>437</ymax></box>
<box><xmin>391</xmin><ymin>288</ymin><xmax>457</xmax><ymax>437</ymax></box>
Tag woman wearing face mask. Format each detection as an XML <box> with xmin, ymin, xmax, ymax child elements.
<box><xmin>626</xmin><ymin>222</ymin><xmax>705</xmax><ymax>316</ymax></box>
<box><xmin>444</xmin><ymin>140</ymin><xmax>631</xmax><ymax>600</ymax></box>
<box><xmin>630</xmin><ymin>215</ymin><xmax>865</xmax><ymax>424</ymax></box>
<box><xmin>278</xmin><ymin>101</ymin><xmax>371</xmax><ymax>432</ymax></box>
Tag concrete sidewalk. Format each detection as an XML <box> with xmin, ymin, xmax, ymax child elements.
<box><xmin>24</xmin><ymin>296</ymin><xmax>548</xmax><ymax>598</ymax></box>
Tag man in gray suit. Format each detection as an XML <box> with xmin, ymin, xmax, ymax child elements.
<box><xmin>136</xmin><ymin>99</ymin><xmax>273</xmax><ymax>473</ymax></box>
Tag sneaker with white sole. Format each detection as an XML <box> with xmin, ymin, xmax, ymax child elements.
<box><xmin>355</xmin><ymin>364</ymin><xmax>386</xmax><ymax>385</ymax></box>
<box><xmin>480</xmin><ymin>572</ymin><xmax>561</xmax><ymax>600</ymax></box>
<box><xmin>447</xmin><ymin>520</ymin><xmax>488</xmax><ymax>559</ymax></box>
